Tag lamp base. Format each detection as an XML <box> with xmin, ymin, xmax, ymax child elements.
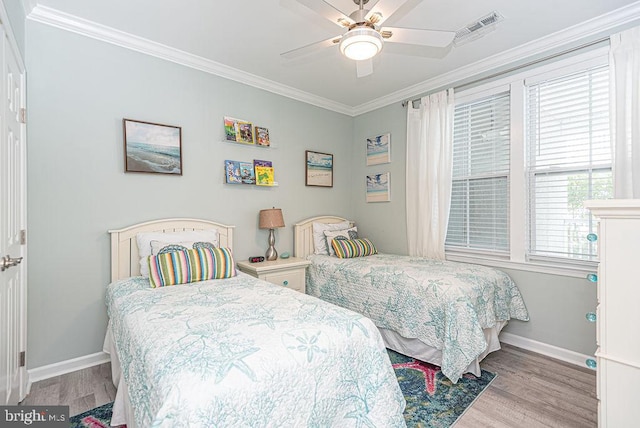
<box><xmin>265</xmin><ymin>228</ymin><xmax>278</xmax><ymax>261</ymax></box>
<box><xmin>265</xmin><ymin>246</ymin><xmax>278</xmax><ymax>261</ymax></box>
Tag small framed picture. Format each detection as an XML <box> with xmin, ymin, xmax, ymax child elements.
<box><xmin>366</xmin><ymin>172</ymin><xmax>390</xmax><ymax>202</ymax></box>
<box><xmin>366</xmin><ymin>133</ymin><xmax>391</xmax><ymax>166</ymax></box>
<box><xmin>123</xmin><ymin>119</ymin><xmax>182</xmax><ymax>175</ymax></box>
<box><xmin>306</xmin><ymin>150</ymin><xmax>333</xmax><ymax>187</ymax></box>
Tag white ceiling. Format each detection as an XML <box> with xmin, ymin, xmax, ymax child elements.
<box><xmin>25</xmin><ymin>0</ymin><xmax>640</xmax><ymax>114</ymax></box>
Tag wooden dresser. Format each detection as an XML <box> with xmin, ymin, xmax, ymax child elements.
<box><xmin>585</xmin><ymin>199</ymin><xmax>640</xmax><ymax>427</ymax></box>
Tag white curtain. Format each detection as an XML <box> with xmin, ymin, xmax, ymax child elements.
<box><xmin>405</xmin><ymin>89</ymin><xmax>454</xmax><ymax>259</ymax></box>
<box><xmin>610</xmin><ymin>26</ymin><xmax>640</xmax><ymax>198</ymax></box>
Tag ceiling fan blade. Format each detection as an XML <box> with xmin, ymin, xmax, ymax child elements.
<box><xmin>294</xmin><ymin>0</ymin><xmax>354</xmax><ymax>27</ymax></box>
<box><xmin>281</xmin><ymin>36</ymin><xmax>340</xmax><ymax>59</ymax></box>
<box><xmin>365</xmin><ymin>0</ymin><xmax>422</xmax><ymax>25</ymax></box>
<box><xmin>356</xmin><ymin>59</ymin><xmax>374</xmax><ymax>78</ymax></box>
<box><xmin>383</xmin><ymin>27</ymin><xmax>455</xmax><ymax>47</ymax></box>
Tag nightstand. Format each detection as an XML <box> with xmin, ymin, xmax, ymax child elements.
<box><xmin>236</xmin><ymin>257</ymin><xmax>311</xmax><ymax>293</ymax></box>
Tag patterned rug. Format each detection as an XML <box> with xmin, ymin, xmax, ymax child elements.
<box><xmin>69</xmin><ymin>402</ymin><xmax>122</xmax><ymax>428</ymax></box>
<box><xmin>388</xmin><ymin>349</ymin><xmax>496</xmax><ymax>427</ymax></box>
<box><xmin>70</xmin><ymin>350</ymin><xmax>495</xmax><ymax>428</ymax></box>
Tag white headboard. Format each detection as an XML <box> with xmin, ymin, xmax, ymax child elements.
<box><xmin>109</xmin><ymin>218</ymin><xmax>235</xmax><ymax>282</ymax></box>
<box><xmin>293</xmin><ymin>215</ymin><xmax>353</xmax><ymax>259</ymax></box>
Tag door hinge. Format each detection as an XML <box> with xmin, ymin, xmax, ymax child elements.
<box><xmin>19</xmin><ymin>351</ymin><xmax>25</xmax><ymax>367</ymax></box>
<box><xmin>20</xmin><ymin>229</ymin><xmax>26</xmax><ymax>245</ymax></box>
<box><xmin>19</xmin><ymin>108</ymin><xmax>26</xmax><ymax>124</ymax></box>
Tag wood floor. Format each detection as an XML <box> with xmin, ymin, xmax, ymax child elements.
<box><xmin>20</xmin><ymin>362</ymin><xmax>116</xmax><ymax>417</ymax></box>
<box><xmin>20</xmin><ymin>344</ymin><xmax>596</xmax><ymax>426</ymax></box>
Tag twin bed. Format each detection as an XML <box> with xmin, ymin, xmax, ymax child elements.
<box><xmin>294</xmin><ymin>216</ymin><xmax>529</xmax><ymax>382</ymax></box>
<box><xmin>104</xmin><ymin>218</ymin><xmax>406</xmax><ymax>427</ymax></box>
<box><xmin>104</xmin><ymin>216</ymin><xmax>529</xmax><ymax>427</ymax></box>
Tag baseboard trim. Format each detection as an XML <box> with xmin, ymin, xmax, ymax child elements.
<box><xmin>24</xmin><ymin>333</ymin><xmax>593</xmax><ymax>393</ymax></box>
<box><xmin>27</xmin><ymin>351</ymin><xmax>111</xmax><ymax>392</ymax></box>
<box><xmin>499</xmin><ymin>332</ymin><xmax>595</xmax><ymax>370</ymax></box>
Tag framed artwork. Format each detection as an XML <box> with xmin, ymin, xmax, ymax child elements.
<box><xmin>366</xmin><ymin>133</ymin><xmax>391</xmax><ymax>166</ymax></box>
<box><xmin>306</xmin><ymin>150</ymin><xmax>333</xmax><ymax>187</ymax></box>
<box><xmin>123</xmin><ymin>119</ymin><xmax>182</xmax><ymax>175</ymax></box>
<box><xmin>366</xmin><ymin>172</ymin><xmax>390</xmax><ymax>202</ymax></box>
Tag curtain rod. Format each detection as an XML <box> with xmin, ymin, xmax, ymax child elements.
<box><xmin>401</xmin><ymin>36</ymin><xmax>610</xmax><ymax>107</ymax></box>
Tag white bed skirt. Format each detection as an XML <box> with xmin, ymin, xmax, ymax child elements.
<box><xmin>103</xmin><ymin>324</ymin><xmax>137</xmax><ymax>428</ymax></box>
<box><xmin>378</xmin><ymin>320</ymin><xmax>507</xmax><ymax>377</ymax></box>
<box><xmin>103</xmin><ymin>320</ymin><xmax>507</xmax><ymax>426</ymax></box>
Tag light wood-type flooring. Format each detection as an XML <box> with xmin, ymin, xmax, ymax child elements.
<box><xmin>20</xmin><ymin>344</ymin><xmax>596</xmax><ymax>426</ymax></box>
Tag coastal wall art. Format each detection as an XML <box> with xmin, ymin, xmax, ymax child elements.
<box><xmin>123</xmin><ymin>118</ymin><xmax>182</xmax><ymax>175</ymax></box>
<box><xmin>366</xmin><ymin>133</ymin><xmax>391</xmax><ymax>166</ymax></box>
<box><xmin>366</xmin><ymin>172</ymin><xmax>390</xmax><ymax>202</ymax></box>
<box><xmin>305</xmin><ymin>150</ymin><xmax>333</xmax><ymax>187</ymax></box>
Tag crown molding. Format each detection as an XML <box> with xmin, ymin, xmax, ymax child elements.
<box><xmin>27</xmin><ymin>5</ymin><xmax>355</xmax><ymax>116</ymax></box>
<box><xmin>27</xmin><ymin>3</ymin><xmax>640</xmax><ymax>117</ymax></box>
<box><xmin>20</xmin><ymin>0</ymin><xmax>36</xmax><ymax>16</ymax></box>
<box><xmin>352</xmin><ymin>1</ymin><xmax>640</xmax><ymax>116</ymax></box>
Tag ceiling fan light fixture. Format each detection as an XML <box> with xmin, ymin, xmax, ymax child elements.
<box><xmin>339</xmin><ymin>27</ymin><xmax>383</xmax><ymax>61</ymax></box>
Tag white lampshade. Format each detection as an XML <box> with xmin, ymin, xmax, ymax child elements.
<box><xmin>339</xmin><ymin>27</ymin><xmax>383</xmax><ymax>61</ymax></box>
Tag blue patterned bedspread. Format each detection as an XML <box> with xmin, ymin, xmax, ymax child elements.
<box><xmin>106</xmin><ymin>273</ymin><xmax>406</xmax><ymax>427</ymax></box>
<box><xmin>306</xmin><ymin>254</ymin><xmax>530</xmax><ymax>382</ymax></box>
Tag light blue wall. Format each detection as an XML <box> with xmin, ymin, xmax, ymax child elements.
<box><xmin>1</xmin><ymin>0</ymin><xmax>25</xmax><ymax>59</ymax></box>
<box><xmin>353</xmin><ymin>105</ymin><xmax>597</xmax><ymax>357</ymax></box>
<box><xmin>25</xmin><ymin>21</ymin><xmax>354</xmax><ymax>368</ymax></box>
<box><xmin>351</xmin><ymin>103</ymin><xmax>408</xmax><ymax>255</ymax></box>
<box><xmin>25</xmin><ymin>16</ymin><xmax>597</xmax><ymax>369</ymax></box>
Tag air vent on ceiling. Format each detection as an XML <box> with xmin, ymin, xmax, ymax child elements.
<box><xmin>454</xmin><ymin>11</ymin><xmax>504</xmax><ymax>47</ymax></box>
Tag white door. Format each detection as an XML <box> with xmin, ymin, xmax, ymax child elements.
<box><xmin>0</xmin><ymin>20</ymin><xmax>27</xmax><ymax>405</ymax></box>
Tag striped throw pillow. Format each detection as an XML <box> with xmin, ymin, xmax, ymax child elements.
<box><xmin>148</xmin><ymin>247</ymin><xmax>236</xmax><ymax>288</ymax></box>
<box><xmin>331</xmin><ymin>238</ymin><xmax>377</xmax><ymax>258</ymax></box>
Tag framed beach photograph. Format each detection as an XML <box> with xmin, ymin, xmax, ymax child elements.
<box><xmin>123</xmin><ymin>119</ymin><xmax>182</xmax><ymax>175</ymax></box>
<box><xmin>306</xmin><ymin>150</ymin><xmax>333</xmax><ymax>187</ymax></box>
<box><xmin>366</xmin><ymin>133</ymin><xmax>391</xmax><ymax>166</ymax></box>
<box><xmin>366</xmin><ymin>172</ymin><xmax>390</xmax><ymax>202</ymax></box>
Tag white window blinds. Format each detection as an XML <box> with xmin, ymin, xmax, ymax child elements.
<box><xmin>446</xmin><ymin>91</ymin><xmax>510</xmax><ymax>252</ymax></box>
<box><xmin>526</xmin><ymin>65</ymin><xmax>612</xmax><ymax>261</ymax></box>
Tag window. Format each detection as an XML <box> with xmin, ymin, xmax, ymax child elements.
<box><xmin>446</xmin><ymin>92</ymin><xmax>510</xmax><ymax>253</ymax></box>
<box><xmin>526</xmin><ymin>65</ymin><xmax>611</xmax><ymax>262</ymax></box>
<box><xmin>444</xmin><ymin>49</ymin><xmax>611</xmax><ymax>275</ymax></box>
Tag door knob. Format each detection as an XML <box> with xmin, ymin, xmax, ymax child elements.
<box><xmin>1</xmin><ymin>255</ymin><xmax>23</xmax><ymax>272</ymax></box>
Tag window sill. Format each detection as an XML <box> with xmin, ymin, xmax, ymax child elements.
<box><xmin>445</xmin><ymin>252</ymin><xmax>597</xmax><ymax>279</ymax></box>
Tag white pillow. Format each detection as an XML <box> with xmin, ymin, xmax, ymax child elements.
<box><xmin>312</xmin><ymin>221</ymin><xmax>351</xmax><ymax>255</ymax></box>
<box><xmin>324</xmin><ymin>227</ymin><xmax>358</xmax><ymax>256</ymax></box>
<box><xmin>150</xmin><ymin>240</ymin><xmax>217</xmax><ymax>255</ymax></box>
<box><xmin>136</xmin><ymin>229</ymin><xmax>219</xmax><ymax>277</ymax></box>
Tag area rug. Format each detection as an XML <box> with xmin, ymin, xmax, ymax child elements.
<box><xmin>388</xmin><ymin>349</ymin><xmax>496</xmax><ymax>427</ymax></box>
<box><xmin>69</xmin><ymin>402</ymin><xmax>123</xmax><ymax>428</ymax></box>
<box><xmin>70</xmin><ymin>350</ymin><xmax>495</xmax><ymax>428</ymax></box>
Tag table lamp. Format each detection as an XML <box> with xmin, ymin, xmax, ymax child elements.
<box><xmin>259</xmin><ymin>208</ymin><xmax>285</xmax><ymax>261</ymax></box>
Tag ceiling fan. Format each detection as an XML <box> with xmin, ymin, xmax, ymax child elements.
<box><xmin>282</xmin><ymin>0</ymin><xmax>456</xmax><ymax>77</ymax></box>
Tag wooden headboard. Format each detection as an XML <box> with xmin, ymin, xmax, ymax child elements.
<box><xmin>293</xmin><ymin>215</ymin><xmax>353</xmax><ymax>259</ymax></box>
<box><xmin>109</xmin><ymin>218</ymin><xmax>235</xmax><ymax>282</ymax></box>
